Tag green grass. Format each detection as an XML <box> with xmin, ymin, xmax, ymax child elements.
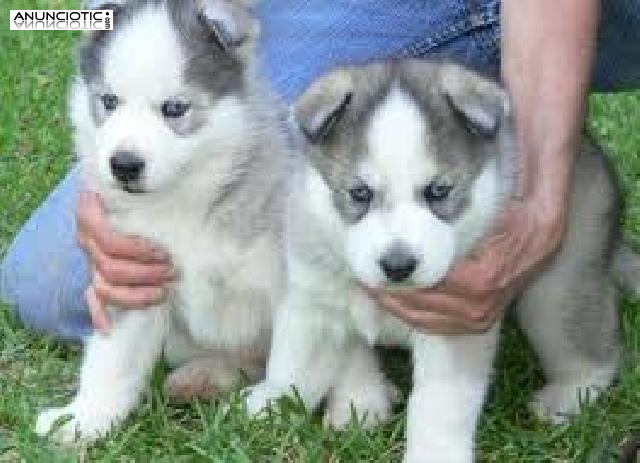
<box><xmin>2</xmin><ymin>2</ymin><xmax>640</xmax><ymax>461</ymax></box>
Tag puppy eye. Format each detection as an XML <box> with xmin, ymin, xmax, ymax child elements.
<box><xmin>161</xmin><ymin>100</ymin><xmax>191</xmax><ymax>118</ymax></box>
<box><xmin>349</xmin><ymin>185</ymin><xmax>374</xmax><ymax>204</ymax></box>
<box><xmin>423</xmin><ymin>182</ymin><xmax>452</xmax><ymax>201</ymax></box>
<box><xmin>101</xmin><ymin>93</ymin><xmax>118</xmax><ymax>111</ymax></box>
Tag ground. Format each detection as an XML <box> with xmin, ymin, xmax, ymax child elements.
<box><xmin>1</xmin><ymin>1</ymin><xmax>640</xmax><ymax>462</ymax></box>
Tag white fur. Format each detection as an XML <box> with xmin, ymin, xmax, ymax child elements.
<box><xmin>37</xmin><ymin>3</ymin><xmax>284</xmax><ymax>443</ymax></box>
<box><xmin>246</xmin><ymin>88</ymin><xmax>502</xmax><ymax>462</ymax></box>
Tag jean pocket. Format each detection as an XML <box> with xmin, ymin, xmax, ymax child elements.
<box><xmin>401</xmin><ymin>0</ymin><xmax>500</xmax><ymax>58</ymax></box>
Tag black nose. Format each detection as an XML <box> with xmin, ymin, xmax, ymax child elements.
<box><xmin>110</xmin><ymin>151</ymin><xmax>145</xmax><ymax>182</ymax></box>
<box><xmin>380</xmin><ymin>249</ymin><xmax>418</xmax><ymax>283</ymax></box>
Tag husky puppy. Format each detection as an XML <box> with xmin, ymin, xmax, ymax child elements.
<box><xmin>36</xmin><ymin>0</ymin><xmax>286</xmax><ymax>443</ymax></box>
<box><xmin>246</xmin><ymin>61</ymin><xmax>630</xmax><ymax>462</ymax></box>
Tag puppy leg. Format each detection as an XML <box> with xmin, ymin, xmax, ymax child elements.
<box><xmin>164</xmin><ymin>354</ymin><xmax>265</xmax><ymax>402</ymax></box>
<box><xmin>518</xmin><ymin>266</ymin><xmax>620</xmax><ymax>423</ymax></box>
<box><xmin>324</xmin><ymin>341</ymin><xmax>396</xmax><ymax>429</ymax></box>
<box><xmin>36</xmin><ymin>308</ymin><xmax>168</xmax><ymax>444</ymax></box>
<box><xmin>404</xmin><ymin>326</ymin><xmax>500</xmax><ymax>463</ymax></box>
<box><xmin>245</xmin><ymin>292</ymin><xmax>346</xmax><ymax>416</ymax></box>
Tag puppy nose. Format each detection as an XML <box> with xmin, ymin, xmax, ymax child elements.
<box><xmin>110</xmin><ymin>151</ymin><xmax>145</xmax><ymax>182</ymax></box>
<box><xmin>380</xmin><ymin>249</ymin><xmax>418</xmax><ymax>283</ymax></box>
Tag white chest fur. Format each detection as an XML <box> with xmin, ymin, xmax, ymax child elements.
<box><xmin>108</xmin><ymin>192</ymin><xmax>280</xmax><ymax>353</ymax></box>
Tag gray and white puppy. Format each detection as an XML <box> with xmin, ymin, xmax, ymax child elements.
<box><xmin>246</xmin><ymin>60</ymin><xmax>632</xmax><ymax>462</ymax></box>
<box><xmin>36</xmin><ymin>0</ymin><xmax>287</xmax><ymax>443</ymax></box>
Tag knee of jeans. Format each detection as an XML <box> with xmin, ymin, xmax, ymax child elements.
<box><xmin>0</xmin><ymin>166</ymin><xmax>92</xmax><ymax>340</ymax></box>
<box><xmin>1</xmin><ymin>245</ymin><xmax>92</xmax><ymax>340</ymax></box>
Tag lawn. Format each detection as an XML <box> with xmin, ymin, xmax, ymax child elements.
<box><xmin>2</xmin><ymin>1</ymin><xmax>640</xmax><ymax>462</ymax></box>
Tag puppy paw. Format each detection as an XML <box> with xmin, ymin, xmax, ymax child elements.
<box><xmin>164</xmin><ymin>363</ymin><xmax>222</xmax><ymax>403</ymax></box>
<box><xmin>35</xmin><ymin>405</ymin><xmax>113</xmax><ymax>444</ymax></box>
<box><xmin>403</xmin><ymin>448</ymin><xmax>469</xmax><ymax>463</ymax></box>
<box><xmin>243</xmin><ymin>381</ymin><xmax>287</xmax><ymax>417</ymax></box>
<box><xmin>403</xmin><ymin>434</ymin><xmax>471</xmax><ymax>463</ymax></box>
<box><xmin>323</xmin><ymin>381</ymin><xmax>396</xmax><ymax>429</ymax></box>
<box><xmin>530</xmin><ymin>383</ymin><xmax>597</xmax><ymax>424</ymax></box>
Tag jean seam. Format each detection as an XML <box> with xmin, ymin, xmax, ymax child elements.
<box><xmin>400</xmin><ymin>1</ymin><xmax>500</xmax><ymax>58</ymax></box>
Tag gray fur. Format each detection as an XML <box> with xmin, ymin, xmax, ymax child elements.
<box><xmin>293</xmin><ymin>61</ymin><xmax>513</xmax><ymax>223</ymax></box>
<box><xmin>78</xmin><ymin>0</ymin><xmax>254</xmax><ymax>119</ymax></box>
<box><xmin>517</xmin><ymin>140</ymin><xmax>622</xmax><ymax>366</ymax></box>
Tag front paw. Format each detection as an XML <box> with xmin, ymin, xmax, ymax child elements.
<box><xmin>243</xmin><ymin>381</ymin><xmax>288</xmax><ymax>417</ymax></box>
<box><xmin>35</xmin><ymin>404</ymin><xmax>118</xmax><ymax>444</ymax></box>
<box><xmin>404</xmin><ymin>446</ymin><xmax>471</xmax><ymax>463</ymax></box>
<box><xmin>323</xmin><ymin>381</ymin><xmax>397</xmax><ymax>429</ymax></box>
<box><xmin>529</xmin><ymin>383</ymin><xmax>591</xmax><ymax>424</ymax></box>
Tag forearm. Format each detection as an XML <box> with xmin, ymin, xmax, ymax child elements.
<box><xmin>501</xmin><ymin>0</ymin><xmax>599</xmax><ymax>211</ymax></box>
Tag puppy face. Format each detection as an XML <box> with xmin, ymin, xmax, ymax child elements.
<box><xmin>73</xmin><ymin>0</ymin><xmax>257</xmax><ymax>195</ymax></box>
<box><xmin>295</xmin><ymin>62</ymin><xmax>511</xmax><ymax>289</ymax></box>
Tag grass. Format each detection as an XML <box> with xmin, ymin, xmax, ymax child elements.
<box><xmin>1</xmin><ymin>1</ymin><xmax>640</xmax><ymax>461</ymax></box>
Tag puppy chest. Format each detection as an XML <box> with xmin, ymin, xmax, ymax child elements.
<box><xmin>169</xmin><ymin>241</ymin><xmax>280</xmax><ymax>350</ymax></box>
<box><xmin>347</xmin><ymin>288</ymin><xmax>412</xmax><ymax>346</ymax></box>
<box><xmin>170</xmin><ymin>270</ymin><xmax>274</xmax><ymax>349</ymax></box>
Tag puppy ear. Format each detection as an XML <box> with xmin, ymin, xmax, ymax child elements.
<box><xmin>441</xmin><ymin>64</ymin><xmax>510</xmax><ymax>138</ymax></box>
<box><xmin>197</xmin><ymin>0</ymin><xmax>258</xmax><ymax>52</ymax></box>
<box><xmin>294</xmin><ymin>70</ymin><xmax>354</xmax><ymax>144</ymax></box>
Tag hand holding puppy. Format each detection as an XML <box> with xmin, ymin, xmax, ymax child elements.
<box><xmin>372</xmin><ymin>197</ymin><xmax>567</xmax><ymax>334</ymax></box>
<box><xmin>76</xmin><ymin>191</ymin><xmax>174</xmax><ymax>331</ymax></box>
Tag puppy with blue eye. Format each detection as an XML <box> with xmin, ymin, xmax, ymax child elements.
<box><xmin>246</xmin><ymin>60</ymin><xmax>627</xmax><ymax>462</ymax></box>
<box><xmin>36</xmin><ymin>0</ymin><xmax>287</xmax><ymax>443</ymax></box>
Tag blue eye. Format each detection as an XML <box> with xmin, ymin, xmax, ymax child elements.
<box><xmin>162</xmin><ymin>99</ymin><xmax>191</xmax><ymax>118</ymax></box>
<box><xmin>424</xmin><ymin>182</ymin><xmax>452</xmax><ymax>201</ymax></box>
<box><xmin>349</xmin><ymin>185</ymin><xmax>374</xmax><ymax>204</ymax></box>
<box><xmin>101</xmin><ymin>93</ymin><xmax>118</xmax><ymax>111</ymax></box>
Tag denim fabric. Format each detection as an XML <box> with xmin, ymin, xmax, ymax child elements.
<box><xmin>1</xmin><ymin>0</ymin><xmax>639</xmax><ymax>341</ymax></box>
<box><xmin>593</xmin><ymin>0</ymin><xmax>640</xmax><ymax>91</ymax></box>
<box><xmin>258</xmin><ymin>0</ymin><xmax>500</xmax><ymax>101</ymax></box>
<box><xmin>0</xmin><ymin>165</ymin><xmax>92</xmax><ymax>340</ymax></box>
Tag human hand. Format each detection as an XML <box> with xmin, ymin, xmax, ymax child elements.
<box><xmin>371</xmin><ymin>198</ymin><xmax>567</xmax><ymax>334</ymax></box>
<box><xmin>77</xmin><ymin>191</ymin><xmax>174</xmax><ymax>332</ymax></box>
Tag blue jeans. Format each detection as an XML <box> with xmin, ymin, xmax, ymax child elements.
<box><xmin>2</xmin><ymin>0</ymin><xmax>639</xmax><ymax>341</ymax></box>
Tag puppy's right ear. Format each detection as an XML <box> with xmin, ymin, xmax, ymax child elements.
<box><xmin>197</xmin><ymin>0</ymin><xmax>258</xmax><ymax>53</ymax></box>
<box><xmin>294</xmin><ymin>70</ymin><xmax>354</xmax><ymax>144</ymax></box>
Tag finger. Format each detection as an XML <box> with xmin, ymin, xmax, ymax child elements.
<box><xmin>77</xmin><ymin>191</ymin><xmax>169</xmax><ymax>263</ymax></box>
<box><xmin>85</xmin><ymin>286</ymin><xmax>111</xmax><ymax>333</ymax></box>
<box><xmin>85</xmin><ymin>237</ymin><xmax>175</xmax><ymax>286</ymax></box>
<box><xmin>442</xmin><ymin>240</ymin><xmax>520</xmax><ymax>296</ymax></box>
<box><xmin>383</xmin><ymin>290</ymin><xmax>498</xmax><ymax>328</ymax></box>
<box><xmin>442</xmin><ymin>258</ymin><xmax>500</xmax><ymax>296</ymax></box>
<box><xmin>375</xmin><ymin>294</ymin><xmax>485</xmax><ymax>335</ymax></box>
<box><xmin>94</xmin><ymin>273</ymin><xmax>167</xmax><ymax>308</ymax></box>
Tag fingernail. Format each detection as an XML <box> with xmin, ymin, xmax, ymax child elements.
<box><xmin>164</xmin><ymin>267</ymin><xmax>177</xmax><ymax>280</ymax></box>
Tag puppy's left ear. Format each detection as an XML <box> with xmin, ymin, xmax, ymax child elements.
<box><xmin>294</xmin><ymin>69</ymin><xmax>355</xmax><ymax>144</ymax></box>
<box><xmin>197</xmin><ymin>0</ymin><xmax>258</xmax><ymax>52</ymax></box>
<box><xmin>441</xmin><ymin>64</ymin><xmax>511</xmax><ymax>138</ymax></box>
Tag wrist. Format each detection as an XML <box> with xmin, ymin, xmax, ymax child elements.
<box><xmin>519</xmin><ymin>142</ymin><xmax>577</xmax><ymax>207</ymax></box>
<box><xmin>521</xmin><ymin>189</ymin><xmax>569</xmax><ymax>255</ymax></box>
